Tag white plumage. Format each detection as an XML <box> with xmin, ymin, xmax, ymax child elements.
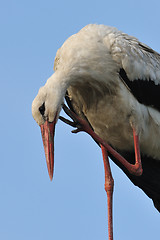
<box><xmin>32</xmin><ymin>24</ymin><xmax>160</xmax><ymax>223</ymax></box>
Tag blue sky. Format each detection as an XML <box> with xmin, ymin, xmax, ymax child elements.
<box><xmin>1</xmin><ymin>0</ymin><xmax>160</xmax><ymax>239</ymax></box>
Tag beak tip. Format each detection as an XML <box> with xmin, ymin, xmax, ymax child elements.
<box><xmin>49</xmin><ymin>173</ymin><xmax>53</xmax><ymax>181</ymax></box>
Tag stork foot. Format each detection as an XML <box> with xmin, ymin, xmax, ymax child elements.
<box><xmin>60</xmin><ymin>104</ymin><xmax>93</xmax><ymax>134</ymax></box>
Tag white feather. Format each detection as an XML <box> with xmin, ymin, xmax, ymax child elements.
<box><xmin>32</xmin><ymin>24</ymin><xmax>160</xmax><ymax>160</ymax></box>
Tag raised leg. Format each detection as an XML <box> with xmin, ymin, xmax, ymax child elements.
<box><xmin>60</xmin><ymin>104</ymin><xmax>143</xmax><ymax>176</ymax></box>
<box><xmin>101</xmin><ymin>145</ymin><xmax>114</xmax><ymax>240</ymax></box>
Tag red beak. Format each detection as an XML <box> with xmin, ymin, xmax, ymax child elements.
<box><xmin>40</xmin><ymin>120</ymin><xmax>56</xmax><ymax>180</ymax></box>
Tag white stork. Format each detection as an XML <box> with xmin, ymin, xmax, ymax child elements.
<box><xmin>32</xmin><ymin>24</ymin><xmax>160</xmax><ymax>240</ymax></box>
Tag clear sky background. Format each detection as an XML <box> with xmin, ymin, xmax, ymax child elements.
<box><xmin>1</xmin><ymin>0</ymin><xmax>160</xmax><ymax>239</ymax></box>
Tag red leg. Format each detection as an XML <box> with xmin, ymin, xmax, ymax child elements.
<box><xmin>101</xmin><ymin>145</ymin><xmax>114</xmax><ymax>240</ymax></box>
<box><xmin>82</xmin><ymin>125</ymin><xmax>142</xmax><ymax>176</ymax></box>
<box><xmin>61</xmin><ymin>104</ymin><xmax>143</xmax><ymax>177</ymax></box>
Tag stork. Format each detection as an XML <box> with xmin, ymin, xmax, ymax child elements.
<box><xmin>32</xmin><ymin>24</ymin><xmax>160</xmax><ymax>240</ymax></box>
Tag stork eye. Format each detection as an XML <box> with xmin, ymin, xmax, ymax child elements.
<box><xmin>39</xmin><ymin>102</ymin><xmax>45</xmax><ymax>116</ymax></box>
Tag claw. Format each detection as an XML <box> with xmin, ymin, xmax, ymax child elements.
<box><xmin>59</xmin><ymin>116</ymin><xmax>77</xmax><ymax>127</ymax></box>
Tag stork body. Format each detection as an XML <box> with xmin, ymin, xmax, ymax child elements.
<box><xmin>52</xmin><ymin>25</ymin><xmax>160</xmax><ymax>159</ymax></box>
<box><xmin>32</xmin><ymin>24</ymin><xmax>160</xmax><ymax>239</ymax></box>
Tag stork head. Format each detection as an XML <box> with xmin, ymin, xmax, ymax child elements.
<box><xmin>32</xmin><ymin>72</ymin><xmax>67</xmax><ymax>180</ymax></box>
<box><xmin>32</xmin><ymin>24</ymin><xmax>110</xmax><ymax>180</ymax></box>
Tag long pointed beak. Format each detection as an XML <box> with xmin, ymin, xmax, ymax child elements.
<box><xmin>40</xmin><ymin>120</ymin><xmax>56</xmax><ymax>180</ymax></box>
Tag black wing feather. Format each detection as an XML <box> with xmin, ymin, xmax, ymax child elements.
<box><xmin>119</xmin><ymin>68</ymin><xmax>160</xmax><ymax>111</ymax></box>
<box><xmin>108</xmin><ymin>151</ymin><xmax>160</xmax><ymax>212</ymax></box>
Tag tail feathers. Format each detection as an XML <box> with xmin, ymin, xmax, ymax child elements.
<box><xmin>153</xmin><ymin>199</ymin><xmax>160</xmax><ymax>212</ymax></box>
<box><xmin>108</xmin><ymin>151</ymin><xmax>160</xmax><ymax>212</ymax></box>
